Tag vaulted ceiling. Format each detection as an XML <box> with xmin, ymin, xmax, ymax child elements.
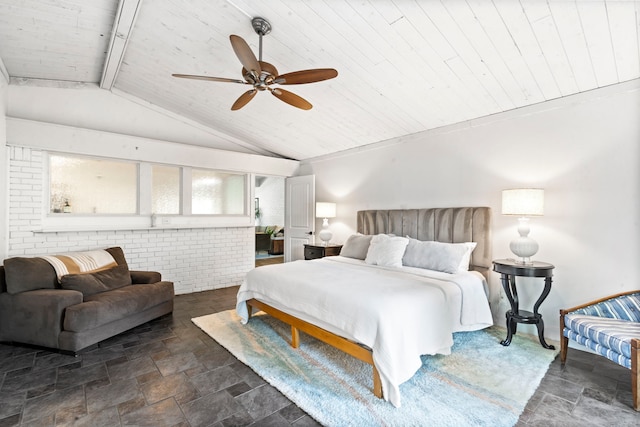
<box><xmin>1</xmin><ymin>0</ymin><xmax>639</xmax><ymax>160</ymax></box>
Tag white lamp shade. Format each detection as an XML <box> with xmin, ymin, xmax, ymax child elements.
<box><xmin>502</xmin><ymin>189</ymin><xmax>544</xmax><ymax>216</ymax></box>
<box><xmin>316</xmin><ymin>202</ymin><xmax>336</xmax><ymax>218</ymax></box>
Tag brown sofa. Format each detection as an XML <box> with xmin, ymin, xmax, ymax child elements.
<box><xmin>0</xmin><ymin>247</ymin><xmax>174</xmax><ymax>353</ymax></box>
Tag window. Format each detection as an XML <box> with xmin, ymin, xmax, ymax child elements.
<box><xmin>46</xmin><ymin>153</ymin><xmax>251</xmax><ymax>230</ymax></box>
<box><xmin>49</xmin><ymin>154</ymin><xmax>137</xmax><ymax>214</ymax></box>
<box><xmin>152</xmin><ymin>165</ymin><xmax>180</xmax><ymax>214</ymax></box>
<box><xmin>192</xmin><ymin>169</ymin><xmax>246</xmax><ymax>215</ymax></box>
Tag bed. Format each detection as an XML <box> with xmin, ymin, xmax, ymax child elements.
<box><xmin>236</xmin><ymin>207</ymin><xmax>493</xmax><ymax>407</ymax></box>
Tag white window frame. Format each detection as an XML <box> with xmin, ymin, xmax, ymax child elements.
<box><xmin>42</xmin><ymin>152</ymin><xmax>254</xmax><ymax>232</ymax></box>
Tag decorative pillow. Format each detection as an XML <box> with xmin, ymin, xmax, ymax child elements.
<box><xmin>402</xmin><ymin>239</ymin><xmax>476</xmax><ymax>274</ymax></box>
<box><xmin>60</xmin><ymin>265</ymin><xmax>132</xmax><ymax>297</ymax></box>
<box><xmin>340</xmin><ymin>234</ymin><xmax>373</xmax><ymax>260</ymax></box>
<box><xmin>3</xmin><ymin>257</ymin><xmax>58</xmax><ymax>294</ymax></box>
<box><xmin>364</xmin><ymin>234</ymin><xmax>409</xmax><ymax>267</ymax></box>
<box><xmin>457</xmin><ymin>242</ymin><xmax>477</xmax><ymax>272</ymax></box>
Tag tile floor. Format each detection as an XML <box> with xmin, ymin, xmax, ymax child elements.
<box><xmin>0</xmin><ymin>286</ymin><xmax>638</xmax><ymax>426</ymax></box>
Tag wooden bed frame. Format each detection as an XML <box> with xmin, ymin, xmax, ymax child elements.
<box><xmin>245</xmin><ymin>207</ymin><xmax>492</xmax><ymax>399</ymax></box>
<box><xmin>245</xmin><ymin>298</ymin><xmax>383</xmax><ymax>397</ymax></box>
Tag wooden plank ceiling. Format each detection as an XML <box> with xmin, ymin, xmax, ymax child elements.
<box><xmin>0</xmin><ymin>0</ymin><xmax>638</xmax><ymax>160</ymax></box>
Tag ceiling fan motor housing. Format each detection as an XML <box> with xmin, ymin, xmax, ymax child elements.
<box><xmin>252</xmin><ymin>17</ymin><xmax>272</xmax><ymax>36</ymax></box>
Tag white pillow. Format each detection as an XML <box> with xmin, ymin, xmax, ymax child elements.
<box><xmin>402</xmin><ymin>238</ymin><xmax>476</xmax><ymax>274</ymax></box>
<box><xmin>364</xmin><ymin>234</ymin><xmax>409</xmax><ymax>267</ymax></box>
<box><xmin>458</xmin><ymin>242</ymin><xmax>477</xmax><ymax>272</ymax></box>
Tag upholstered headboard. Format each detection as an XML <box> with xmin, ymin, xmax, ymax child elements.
<box><xmin>357</xmin><ymin>207</ymin><xmax>492</xmax><ymax>278</ymax></box>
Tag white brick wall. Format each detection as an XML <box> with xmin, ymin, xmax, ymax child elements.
<box><xmin>6</xmin><ymin>146</ymin><xmax>254</xmax><ymax>294</ymax></box>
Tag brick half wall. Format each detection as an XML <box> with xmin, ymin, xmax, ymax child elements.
<box><xmin>6</xmin><ymin>146</ymin><xmax>254</xmax><ymax>294</ymax></box>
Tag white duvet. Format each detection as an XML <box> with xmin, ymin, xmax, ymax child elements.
<box><xmin>236</xmin><ymin>256</ymin><xmax>493</xmax><ymax>407</ymax></box>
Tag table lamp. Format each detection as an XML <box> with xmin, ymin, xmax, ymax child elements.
<box><xmin>316</xmin><ymin>202</ymin><xmax>336</xmax><ymax>245</ymax></box>
<box><xmin>502</xmin><ymin>188</ymin><xmax>544</xmax><ymax>264</ymax></box>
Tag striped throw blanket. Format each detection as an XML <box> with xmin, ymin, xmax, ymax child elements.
<box><xmin>40</xmin><ymin>250</ymin><xmax>117</xmax><ymax>281</ymax></box>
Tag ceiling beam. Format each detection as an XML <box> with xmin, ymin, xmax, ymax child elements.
<box><xmin>100</xmin><ymin>0</ymin><xmax>143</xmax><ymax>90</ymax></box>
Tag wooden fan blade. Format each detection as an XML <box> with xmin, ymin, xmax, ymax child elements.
<box><xmin>231</xmin><ymin>89</ymin><xmax>257</xmax><ymax>111</ymax></box>
<box><xmin>230</xmin><ymin>35</ymin><xmax>261</xmax><ymax>76</ymax></box>
<box><xmin>172</xmin><ymin>74</ymin><xmax>247</xmax><ymax>84</ymax></box>
<box><xmin>270</xmin><ymin>88</ymin><xmax>312</xmax><ymax>110</ymax></box>
<box><xmin>274</xmin><ymin>68</ymin><xmax>338</xmax><ymax>85</ymax></box>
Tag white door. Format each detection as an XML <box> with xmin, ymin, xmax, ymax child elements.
<box><xmin>285</xmin><ymin>175</ymin><xmax>315</xmax><ymax>262</ymax></box>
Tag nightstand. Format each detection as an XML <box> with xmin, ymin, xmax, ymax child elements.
<box><xmin>492</xmin><ymin>259</ymin><xmax>555</xmax><ymax>350</ymax></box>
<box><xmin>304</xmin><ymin>244</ymin><xmax>343</xmax><ymax>260</ymax></box>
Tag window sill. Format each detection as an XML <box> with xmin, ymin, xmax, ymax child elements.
<box><xmin>37</xmin><ymin>214</ymin><xmax>254</xmax><ymax>233</ymax></box>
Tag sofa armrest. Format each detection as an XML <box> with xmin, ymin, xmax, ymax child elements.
<box><xmin>130</xmin><ymin>270</ymin><xmax>162</xmax><ymax>284</ymax></box>
<box><xmin>0</xmin><ymin>289</ymin><xmax>83</xmax><ymax>348</ymax></box>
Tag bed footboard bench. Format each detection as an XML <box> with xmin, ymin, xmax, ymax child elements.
<box><xmin>246</xmin><ymin>298</ymin><xmax>383</xmax><ymax>399</ymax></box>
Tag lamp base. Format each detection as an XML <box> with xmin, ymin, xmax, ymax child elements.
<box><xmin>509</xmin><ymin>217</ymin><xmax>539</xmax><ymax>264</ymax></box>
<box><xmin>318</xmin><ymin>229</ymin><xmax>332</xmax><ymax>246</ymax></box>
<box><xmin>318</xmin><ymin>218</ymin><xmax>332</xmax><ymax>246</ymax></box>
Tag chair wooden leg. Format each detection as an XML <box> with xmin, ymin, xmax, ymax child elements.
<box><xmin>559</xmin><ymin>311</ymin><xmax>569</xmax><ymax>364</ymax></box>
<box><xmin>632</xmin><ymin>338</ymin><xmax>639</xmax><ymax>411</ymax></box>
<box><xmin>560</xmin><ymin>338</ymin><xmax>568</xmax><ymax>364</ymax></box>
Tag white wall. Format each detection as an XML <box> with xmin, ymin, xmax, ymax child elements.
<box><xmin>255</xmin><ymin>176</ymin><xmax>285</xmax><ymax>227</ymax></box>
<box><xmin>299</xmin><ymin>79</ymin><xmax>640</xmax><ymax>341</ymax></box>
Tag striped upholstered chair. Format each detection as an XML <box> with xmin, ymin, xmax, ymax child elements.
<box><xmin>560</xmin><ymin>290</ymin><xmax>640</xmax><ymax>411</ymax></box>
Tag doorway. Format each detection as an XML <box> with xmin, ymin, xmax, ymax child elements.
<box><xmin>254</xmin><ymin>175</ymin><xmax>285</xmax><ymax>266</ymax></box>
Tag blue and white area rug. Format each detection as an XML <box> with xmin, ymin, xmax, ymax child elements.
<box><xmin>193</xmin><ymin>310</ymin><xmax>558</xmax><ymax>427</ymax></box>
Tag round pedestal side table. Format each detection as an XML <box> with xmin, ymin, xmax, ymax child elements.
<box><xmin>492</xmin><ymin>259</ymin><xmax>555</xmax><ymax>350</ymax></box>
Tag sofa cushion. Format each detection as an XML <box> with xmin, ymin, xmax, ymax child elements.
<box><xmin>105</xmin><ymin>246</ymin><xmax>129</xmax><ymax>270</ymax></box>
<box><xmin>63</xmin><ymin>281</ymin><xmax>174</xmax><ymax>332</ymax></box>
<box><xmin>60</xmin><ymin>265</ymin><xmax>132</xmax><ymax>297</ymax></box>
<box><xmin>3</xmin><ymin>257</ymin><xmax>57</xmax><ymax>294</ymax></box>
<box><xmin>562</xmin><ymin>314</ymin><xmax>640</xmax><ymax>369</ymax></box>
<box><xmin>564</xmin><ymin>314</ymin><xmax>640</xmax><ymax>360</ymax></box>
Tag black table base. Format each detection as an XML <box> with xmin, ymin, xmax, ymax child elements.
<box><xmin>493</xmin><ymin>260</ymin><xmax>556</xmax><ymax>350</ymax></box>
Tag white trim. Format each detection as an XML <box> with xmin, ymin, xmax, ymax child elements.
<box><xmin>139</xmin><ymin>162</ymin><xmax>152</xmax><ymax>215</ymax></box>
<box><xmin>182</xmin><ymin>168</ymin><xmax>192</xmax><ymax>215</ymax></box>
<box><xmin>42</xmin><ymin>151</ymin><xmax>256</xmax><ymax>232</ymax></box>
<box><xmin>39</xmin><ymin>214</ymin><xmax>253</xmax><ymax>233</ymax></box>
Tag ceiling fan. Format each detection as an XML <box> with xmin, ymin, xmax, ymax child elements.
<box><xmin>172</xmin><ymin>17</ymin><xmax>338</xmax><ymax>111</ymax></box>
